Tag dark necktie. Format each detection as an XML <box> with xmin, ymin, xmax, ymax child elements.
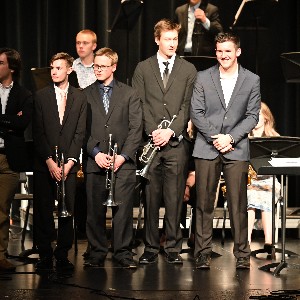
<box><xmin>163</xmin><ymin>61</ymin><xmax>169</xmax><ymax>88</ymax></box>
<box><xmin>103</xmin><ymin>86</ymin><xmax>110</xmax><ymax>114</ymax></box>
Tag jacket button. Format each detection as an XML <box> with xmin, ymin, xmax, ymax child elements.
<box><xmin>105</xmin><ymin>124</ymin><xmax>108</xmax><ymax>128</ymax></box>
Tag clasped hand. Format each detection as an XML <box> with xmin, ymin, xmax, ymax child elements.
<box><xmin>95</xmin><ymin>152</ymin><xmax>125</xmax><ymax>172</ymax></box>
<box><xmin>212</xmin><ymin>134</ymin><xmax>234</xmax><ymax>154</ymax></box>
<box><xmin>152</xmin><ymin>128</ymin><xmax>173</xmax><ymax>147</ymax></box>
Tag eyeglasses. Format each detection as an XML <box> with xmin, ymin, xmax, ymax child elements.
<box><xmin>93</xmin><ymin>64</ymin><xmax>112</xmax><ymax>71</ymax></box>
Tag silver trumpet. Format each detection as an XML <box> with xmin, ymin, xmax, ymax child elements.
<box><xmin>55</xmin><ymin>146</ymin><xmax>72</xmax><ymax>218</ymax></box>
<box><xmin>137</xmin><ymin>115</ymin><xmax>177</xmax><ymax>179</ymax></box>
<box><xmin>103</xmin><ymin>134</ymin><xmax>118</xmax><ymax>207</ymax></box>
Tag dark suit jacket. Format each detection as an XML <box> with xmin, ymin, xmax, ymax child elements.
<box><xmin>132</xmin><ymin>55</ymin><xmax>197</xmax><ymax>144</ymax></box>
<box><xmin>190</xmin><ymin>64</ymin><xmax>261</xmax><ymax>161</ymax></box>
<box><xmin>175</xmin><ymin>2</ymin><xmax>223</xmax><ymax>56</ymax></box>
<box><xmin>83</xmin><ymin>79</ymin><xmax>142</xmax><ymax>173</ymax></box>
<box><xmin>0</xmin><ymin>82</ymin><xmax>33</xmax><ymax>172</ymax></box>
<box><xmin>33</xmin><ymin>85</ymin><xmax>87</xmax><ymax>173</ymax></box>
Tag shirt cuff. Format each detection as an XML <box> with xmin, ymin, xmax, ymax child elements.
<box><xmin>67</xmin><ymin>158</ymin><xmax>77</xmax><ymax>164</ymax></box>
<box><xmin>121</xmin><ymin>153</ymin><xmax>129</xmax><ymax>161</ymax></box>
<box><xmin>202</xmin><ymin>18</ymin><xmax>210</xmax><ymax>30</ymax></box>
<box><xmin>91</xmin><ymin>146</ymin><xmax>101</xmax><ymax>159</ymax></box>
<box><xmin>228</xmin><ymin>134</ymin><xmax>234</xmax><ymax>144</ymax></box>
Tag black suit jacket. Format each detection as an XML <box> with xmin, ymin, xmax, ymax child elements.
<box><xmin>175</xmin><ymin>2</ymin><xmax>223</xmax><ymax>56</ymax></box>
<box><xmin>33</xmin><ymin>84</ymin><xmax>87</xmax><ymax>173</ymax></box>
<box><xmin>83</xmin><ymin>79</ymin><xmax>142</xmax><ymax>173</ymax></box>
<box><xmin>0</xmin><ymin>82</ymin><xmax>33</xmax><ymax>172</ymax></box>
<box><xmin>132</xmin><ymin>55</ymin><xmax>197</xmax><ymax>145</ymax></box>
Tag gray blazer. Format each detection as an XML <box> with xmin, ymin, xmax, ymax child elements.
<box><xmin>190</xmin><ymin>64</ymin><xmax>261</xmax><ymax>161</ymax></box>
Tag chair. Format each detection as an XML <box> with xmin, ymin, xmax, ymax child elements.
<box><xmin>13</xmin><ymin>172</ymin><xmax>33</xmax><ymax>245</ymax></box>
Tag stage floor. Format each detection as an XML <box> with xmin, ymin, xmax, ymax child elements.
<box><xmin>3</xmin><ymin>229</ymin><xmax>300</xmax><ymax>300</ymax></box>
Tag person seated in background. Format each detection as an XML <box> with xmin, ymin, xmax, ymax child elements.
<box><xmin>174</xmin><ymin>0</ymin><xmax>223</xmax><ymax>57</ymax></box>
<box><xmin>247</xmin><ymin>102</ymin><xmax>281</xmax><ymax>253</ymax></box>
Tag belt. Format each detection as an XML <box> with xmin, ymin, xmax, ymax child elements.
<box><xmin>0</xmin><ymin>148</ymin><xmax>6</xmax><ymax>155</ymax></box>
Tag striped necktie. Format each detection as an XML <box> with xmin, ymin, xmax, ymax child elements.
<box><xmin>103</xmin><ymin>86</ymin><xmax>110</xmax><ymax>114</ymax></box>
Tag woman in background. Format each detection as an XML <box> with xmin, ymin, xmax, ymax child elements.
<box><xmin>247</xmin><ymin>102</ymin><xmax>281</xmax><ymax>253</ymax></box>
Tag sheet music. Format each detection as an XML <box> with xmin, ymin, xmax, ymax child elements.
<box><xmin>269</xmin><ymin>157</ymin><xmax>300</xmax><ymax>167</ymax></box>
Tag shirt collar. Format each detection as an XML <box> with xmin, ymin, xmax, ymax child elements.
<box><xmin>74</xmin><ymin>57</ymin><xmax>94</xmax><ymax>68</ymax></box>
<box><xmin>98</xmin><ymin>79</ymin><xmax>114</xmax><ymax>90</ymax></box>
<box><xmin>189</xmin><ymin>1</ymin><xmax>201</xmax><ymax>12</ymax></box>
<box><xmin>157</xmin><ymin>52</ymin><xmax>176</xmax><ymax>66</ymax></box>
<box><xmin>0</xmin><ymin>81</ymin><xmax>14</xmax><ymax>90</ymax></box>
<box><xmin>54</xmin><ymin>83</ymin><xmax>69</xmax><ymax>95</ymax></box>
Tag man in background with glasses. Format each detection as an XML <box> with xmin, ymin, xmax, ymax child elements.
<box><xmin>82</xmin><ymin>47</ymin><xmax>142</xmax><ymax>269</ymax></box>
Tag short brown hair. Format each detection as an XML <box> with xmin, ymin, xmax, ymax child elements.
<box><xmin>77</xmin><ymin>29</ymin><xmax>97</xmax><ymax>44</ymax></box>
<box><xmin>49</xmin><ymin>52</ymin><xmax>74</xmax><ymax>68</ymax></box>
<box><xmin>0</xmin><ymin>48</ymin><xmax>22</xmax><ymax>80</ymax></box>
<box><xmin>154</xmin><ymin>19</ymin><xmax>181</xmax><ymax>40</ymax></box>
<box><xmin>215</xmin><ymin>32</ymin><xmax>240</xmax><ymax>49</ymax></box>
<box><xmin>94</xmin><ymin>47</ymin><xmax>118</xmax><ymax>65</ymax></box>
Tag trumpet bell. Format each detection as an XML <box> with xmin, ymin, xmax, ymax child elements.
<box><xmin>103</xmin><ymin>195</ymin><xmax>118</xmax><ymax>207</ymax></box>
<box><xmin>58</xmin><ymin>209</ymin><xmax>72</xmax><ymax>218</ymax></box>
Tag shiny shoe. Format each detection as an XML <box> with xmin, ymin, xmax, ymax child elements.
<box><xmin>139</xmin><ymin>251</ymin><xmax>158</xmax><ymax>265</ymax></box>
<box><xmin>166</xmin><ymin>252</ymin><xmax>183</xmax><ymax>264</ymax></box>
<box><xmin>35</xmin><ymin>257</ymin><xmax>53</xmax><ymax>272</ymax></box>
<box><xmin>195</xmin><ymin>253</ymin><xmax>211</xmax><ymax>269</ymax></box>
<box><xmin>118</xmin><ymin>257</ymin><xmax>137</xmax><ymax>269</ymax></box>
<box><xmin>236</xmin><ymin>257</ymin><xmax>250</xmax><ymax>269</ymax></box>
<box><xmin>0</xmin><ymin>258</ymin><xmax>16</xmax><ymax>272</ymax></box>
<box><xmin>56</xmin><ymin>259</ymin><xmax>74</xmax><ymax>271</ymax></box>
<box><xmin>83</xmin><ymin>259</ymin><xmax>105</xmax><ymax>268</ymax></box>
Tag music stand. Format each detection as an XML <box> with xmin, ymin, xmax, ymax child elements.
<box><xmin>108</xmin><ymin>0</ymin><xmax>143</xmax><ymax>84</ymax></box>
<box><xmin>181</xmin><ymin>56</ymin><xmax>216</xmax><ymax>72</ymax></box>
<box><xmin>280</xmin><ymin>52</ymin><xmax>300</xmax><ymax>83</ymax></box>
<box><xmin>250</xmin><ymin>136</ymin><xmax>300</xmax><ymax>275</ymax></box>
<box><xmin>231</xmin><ymin>0</ymin><xmax>278</xmax><ymax>73</ymax></box>
<box><xmin>31</xmin><ymin>67</ymin><xmax>79</xmax><ymax>91</ymax></box>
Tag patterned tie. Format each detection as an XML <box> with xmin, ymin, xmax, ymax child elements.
<box><xmin>163</xmin><ymin>61</ymin><xmax>169</xmax><ymax>88</ymax></box>
<box><xmin>103</xmin><ymin>86</ymin><xmax>110</xmax><ymax>114</ymax></box>
<box><xmin>58</xmin><ymin>91</ymin><xmax>67</xmax><ymax>124</ymax></box>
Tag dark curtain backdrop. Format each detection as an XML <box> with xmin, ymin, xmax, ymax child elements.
<box><xmin>1</xmin><ymin>0</ymin><xmax>299</xmax><ymax>206</ymax></box>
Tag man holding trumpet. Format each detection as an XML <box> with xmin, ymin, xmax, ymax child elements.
<box><xmin>83</xmin><ymin>48</ymin><xmax>142</xmax><ymax>269</ymax></box>
<box><xmin>132</xmin><ymin>19</ymin><xmax>197</xmax><ymax>264</ymax></box>
<box><xmin>33</xmin><ymin>52</ymin><xmax>87</xmax><ymax>273</ymax></box>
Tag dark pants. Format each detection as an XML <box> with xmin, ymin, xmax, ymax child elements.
<box><xmin>194</xmin><ymin>156</ymin><xmax>250</xmax><ymax>258</ymax></box>
<box><xmin>143</xmin><ymin>141</ymin><xmax>189</xmax><ymax>254</ymax></box>
<box><xmin>85</xmin><ymin>167</ymin><xmax>136</xmax><ymax>262</ymax></box>
<box><xmin>33</xmin><ymin>171</ymin><xmax>76</xmax><ymax>260</ymax></box>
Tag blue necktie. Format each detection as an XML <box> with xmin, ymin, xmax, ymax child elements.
<box><xmin>103</xmin><ymin>86</ymin><xmax>110</xmax><ymax>114</ymax></box>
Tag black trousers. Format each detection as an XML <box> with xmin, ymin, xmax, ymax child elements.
<box><xmin>143</xmin><ymin>141</ymin><xmax>189</xmax><ymax>254</ymax></box>
<box><xmin>85</xmin><ymin>167</ymin><xmax>136</xmax><ymax>262</ymax></box>
<box><xmin>33</xmin><ymin>171</ymin><xmax>76</xmax><ymax>259</ymax></box>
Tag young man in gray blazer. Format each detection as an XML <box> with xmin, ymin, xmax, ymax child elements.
<box><xmin>132</xmin><ymin>19</ymin><xmax>197</xmax><ymax>265</ymax></box>
<box><xmin>190</xmin><ymin>32</ymin><xmax>261</xmax><ymax>269</ymax></box>
<box><xmin>83</xmin><ymin>48</ymin><xmax>142</xmax><ymax>269</ymax></box>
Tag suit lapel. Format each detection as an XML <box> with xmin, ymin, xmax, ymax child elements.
<box><xmin>90</xmin><ymin>82</ymin><xmax>107</xmax><ymax>116</ymax></box>
<box><xmin>226</xmin><ymin>66</ymin><xmax>246</xmax><ymax>111</ymax></box>
<box><xmin>211</xmin><ymin>65</ymin><xmax>226</xmax><ymax>109</ymax></box>
<box><xmin>149</xmin><ymin>56</ymin><xmax>165</xmax><ymax>92</ymax></box>
<box><xmin>47</xmin><ymin>87</ymin><xmax>61</xmax><ymax>125</ymax></box>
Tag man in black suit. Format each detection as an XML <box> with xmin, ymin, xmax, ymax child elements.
<box><xmin>83</xmin><ymin>47</ymin><xmax>142</xmax><ymax>269</ymax></box>
<box><xmin>132</xmin><ymin>19</ymin><xmax>197</xmax><ymax>264</ymax></box>
<box><xmin>190</xmin><ymin>32</ymin><xmax>261</xmax><ymax>269</ymax></box>
<box><xmin>0</xmin><ymin>48</ymin><xmax>33</xmax><ymax>271</ymax></box>
<box><xmin>174</xmin><ymin>0</ymin><xmax>223</xmax><ymax>56</ymax></box>
<box><xmin>33</xmin><ymin>52</ymin><xmax>87</xmax><ymax>272</ymax></box>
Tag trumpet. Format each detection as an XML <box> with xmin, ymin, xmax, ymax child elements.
<box><xmin>103</xmin><ymin>134</ymin><xmax>118</xmax><ymax>207</ymax></box>
<box><xmin>55</xmin><ymin>146</ymin><xmax>72</xmax><ymax>218</ymax></box>
<box><xmin>137</xmin><ymin>115</ymin><xmax>177</xmax><ymax>179</ymax></box>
